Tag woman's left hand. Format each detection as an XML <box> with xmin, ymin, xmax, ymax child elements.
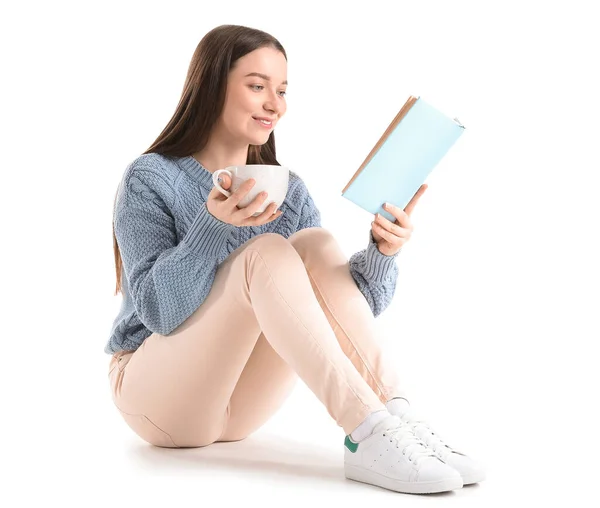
<box><xmin>371</xmin><ymin>184</ymin><xmax>428</xmax><ymax>256</ymax></box>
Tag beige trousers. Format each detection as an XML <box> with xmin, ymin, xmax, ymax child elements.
<box><xmin>108</xmin><ymin>227</ymin><xmax>406</xmax><ymax>448</ymax></box>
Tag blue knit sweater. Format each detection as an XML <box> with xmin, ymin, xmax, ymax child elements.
<box><xmin>105</xmin><ymin>153</ymin><xmax>401</xmax><ymax>354</ymax></box>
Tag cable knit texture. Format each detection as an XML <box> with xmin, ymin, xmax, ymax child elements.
<box><xmin>105</xmin><ymin>153</ymin><xmax>401</xmax><ymax>354</ymax></box>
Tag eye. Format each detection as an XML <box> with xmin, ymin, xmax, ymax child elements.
<box><xmin>250</xmin><ymin>85</ymin><xmax>287</xmax><ymax>97</ymax></box>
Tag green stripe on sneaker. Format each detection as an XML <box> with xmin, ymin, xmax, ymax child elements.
<box><xmin>344</xmin><ymin>435</ymin><xmax>359</xmax><ymax>453</ymax></box>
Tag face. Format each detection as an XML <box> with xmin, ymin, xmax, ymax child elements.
<box><xmin>216</xmin><ymin>46</ymin><xmax>288</xmax><ymax>146</ymax></box>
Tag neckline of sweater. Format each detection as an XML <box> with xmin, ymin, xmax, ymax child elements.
<box><xmin>177</xmin><ymin>155</ymin><xmax>214</xmax><ymax>190</ymax></box>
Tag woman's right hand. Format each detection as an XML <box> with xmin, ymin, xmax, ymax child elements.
<box><xmin>206</xmin><ymin>175</ymin><xmax>283</xmax><ymax>226</ymax></box>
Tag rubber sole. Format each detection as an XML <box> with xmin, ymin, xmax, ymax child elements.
<box><xmin>344</xmin><ymin>464</ymin><xmax>463</xmax><ymax>494</ymax></box>
<box><xmin>462</xmin><ymin>472</ymin><xmax>486</xmax><ymax>485</ymax></box>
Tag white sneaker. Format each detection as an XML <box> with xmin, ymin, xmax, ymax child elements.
<box><xmin>344</xmin><ymin>415</ymin><xmax>463</xmax><ymax>494</ymax></box>
<box><xmin>397</xmin><ymin>407</ymin><xmax>486</xmax><ymax>485</ymax></box>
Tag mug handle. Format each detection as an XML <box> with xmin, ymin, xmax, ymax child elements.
<box><xmin>212</xmin><ymin>169</ymin><xmax>232</xmax><ymax>197</ymax></box>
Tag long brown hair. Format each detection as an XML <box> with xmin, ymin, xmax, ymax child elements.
<box><xmin>112</xmin><ymin>25</ymin><xmax>287</xmax><ymax>295</ymax></box>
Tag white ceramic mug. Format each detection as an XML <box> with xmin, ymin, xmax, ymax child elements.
<box><xmin>212</xmin><ymin>165</ymin><xmax>290</xmax><ymax>216</ymax></box>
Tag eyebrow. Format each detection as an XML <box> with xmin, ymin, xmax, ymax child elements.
<box><xmin>245</xmin><ymin>72</ymin><xmax>288</xmax><ymax>85</ymax></box>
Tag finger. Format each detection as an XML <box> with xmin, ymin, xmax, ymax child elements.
<box><xmin>209</xmin><ymin>185</ymin><xmax>229</xmax><ymax>201</ymax></box>
<box><xmin>371</xmin><ymin>221</ymin><xmax>401</xmax><ymax>243</ymax></box>
<box><xmin>404</xmin><ymin>184</ymin><xmax>427</xmax><ymax>216</ymax></box>
<box><xmin>376</xmin><ymin>212</ymin><xmax>409</xmax><ymax>237</ymax></box>
<box><xmin>218</xmin><ymin>173</ymin><xmax>232</xmax><ymax>190</ymax></box>
<box><xmin>402</xmin><ymin>186</ymin><xmax>424</xmax><ymax>216</ymax></box>
<box><xmin>370</xmin><ymin>224</ymin><xmax>382</xmax><ymax>242</ymax></box>
<box><xmin>229</xmin><ymin>178</ymin><xmax>256</xmax><ymax>207</ymax></box>
<box><xmin>247</xmin><ymin>192</ymin><xmax>272</xmax><ymax>218</ymax></box>
<box><xmin>255</xmin><ymin>203</ymin><xmax>282</xmax><ymax>224</ymax></box>
<box><xmin>253</xmin><ymin>201</ymin><xmax>277</xmax><ymax>221</ymax></box>
<box><xmin>235</xmin><ymin>190</ymin><xmax>273</xmax><ymax>220</ymax></box>
<box><xmin>244</xmin><ymin>202</ymin><xmax>279</xmax><ymax>226</ymax></box>
<box><xmin>382</xmin><ymin>203</ymin><xmax>408</xmax><ymax>226</ymax></box>
<box><xmin>268</xmin><ymin>210</ymin><xmax>283</xmax><ymax>223</ymax></box>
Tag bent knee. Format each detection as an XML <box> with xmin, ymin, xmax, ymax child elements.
<box><xmin>289</xmin><ymin>226</ymin><xmax>331</xmax><ymax>247</ymax></box>
<box><xmin>245</xmin><ymin>232</ymin><xmax>297</xmax><ymax>257</ymax></box>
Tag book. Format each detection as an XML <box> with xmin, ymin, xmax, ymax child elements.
<box><xmin>341</xmin><ymin>95</ymin><xmax>465</xmax><ymax>223</ymax></box>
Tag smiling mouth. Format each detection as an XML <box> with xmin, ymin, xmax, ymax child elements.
<box><xmin>253</xmin><ymin>117</ymin><xmax>274</xmax><ymax>128</ymax></box>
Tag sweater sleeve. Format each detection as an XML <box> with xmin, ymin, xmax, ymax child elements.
<box><xmin>295</xmin><ymin>177</ymin><xmax>399</xmax><ymax>317</ymax></box>
<box><xmin>348</xmin><ymin>230</ymin><xmax>400</xmax><ymax>317</ymax></box>
<box><xmin>114</xmin><ymin>169</ymin><xmax>235</xmax><ymax>335</ymax></box>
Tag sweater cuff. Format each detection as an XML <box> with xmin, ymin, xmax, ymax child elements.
<box><xmin>181</xmin><ymin>202</ymin><xmax>235</xmax><ymax>258</ymax></box>
<box><xmin>362</xmin><ymin>231</ymin><xmax>400</xmax><ymax>283</ymax></box>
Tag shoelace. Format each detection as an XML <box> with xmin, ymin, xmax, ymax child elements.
<box><xmin>375</xmin><ymin>416</ymin><xmax>438</xmax><ymax>467</ymax></box>
<box><xmin>405</xmin><ymin>419</ymin><xmax>454</xmax><ymax>461</ymax></box>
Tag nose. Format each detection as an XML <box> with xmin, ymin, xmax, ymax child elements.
<box><xmin>263</xmin><ymin>90</ymin><xmax>282</xmax><ymax>116</ymax></box>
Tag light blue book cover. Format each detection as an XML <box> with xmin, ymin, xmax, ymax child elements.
<box><xmin>341</xmin><ymin>95</ymin><xmax>465</xmax><ymax>223</ymax></box>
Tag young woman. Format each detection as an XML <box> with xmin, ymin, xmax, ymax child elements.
<box><xmin>107</xmin><ymin>24</ymin><xmax>485</xmax><ymax>494</ymax></box>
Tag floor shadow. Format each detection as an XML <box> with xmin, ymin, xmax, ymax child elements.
<box><xmin>129</xmin><ymin>432</ymin><xmax>342</xmax><ymax>484</ymax></box>
<box><xmin>128</xmin><ymin>431</ymin><xmax>462</xmax><ymax>495</ymax></box>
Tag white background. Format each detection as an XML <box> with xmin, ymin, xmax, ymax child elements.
<box><xmin>2</xmin><ymin>0</ymin><xmax>599</xmax><ymax>505</ymax></box>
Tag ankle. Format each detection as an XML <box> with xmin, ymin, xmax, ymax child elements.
<box><xmin>349</xmin><ymin>409</ymin><xmax>391</xmax><ymax>442</ymax></box>
<box><xmin>385</xmin><ymin>397</ymin><xmax>411</xmax><ymax>417</ymax></box>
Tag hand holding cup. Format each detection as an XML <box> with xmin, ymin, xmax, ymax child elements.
<box><xmin>206</xmin><ymin>175</ymin><xmax>283</xmax><ymax>227</ymax></box>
